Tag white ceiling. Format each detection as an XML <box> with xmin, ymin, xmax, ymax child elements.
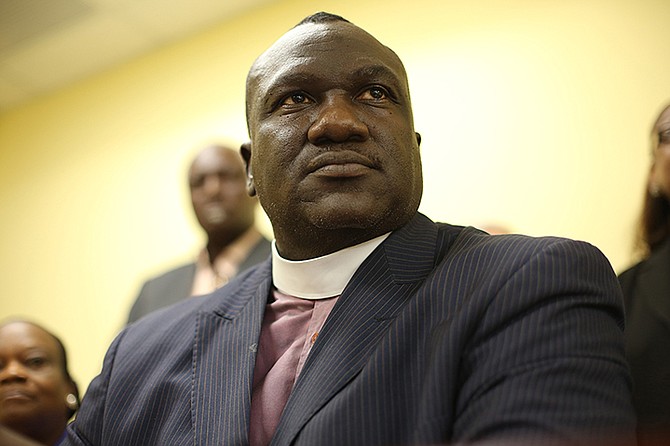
<box><xmin>0</xmin><ymin>0</ymin><xmax>278</xmax><ymax>113</ymax></box>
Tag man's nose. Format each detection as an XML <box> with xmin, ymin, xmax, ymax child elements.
<box><xmin>202</xmin><ymin>175</ymin><xmax>223</xmax><ymax>196</ymax></box>
<box><xmin>307</xmin><ymin>95</ymin><xmax>370</xmax><ymax>144</ymax></box>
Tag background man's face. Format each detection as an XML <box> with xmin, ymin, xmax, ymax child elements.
<box><xmin>189</xmin><ymin>147</ymin><xmax>256</xmax><ymax>238</ymax></box>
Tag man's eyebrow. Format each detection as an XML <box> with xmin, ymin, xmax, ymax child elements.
<box><xmin>263</xmin><ymin>71</ymin><xmax>316</xmax><ymax>91</ymax></box>
<box><xmin>262</xmin><ymin>64</ymin><xmax>401</xmax><ymax>91</ymax></box>
<box><xmin>350</xmin><ymin>64</ymin><xmax>401</xmax><ymax>81</ymax></box>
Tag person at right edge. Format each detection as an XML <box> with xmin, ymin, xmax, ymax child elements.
<box><xmin>619</xmin><ymin>102</ymin><xmax>670</xmax><ymax>446</ymax></box>
<box><xmin>63</xmin><ymin>12</ymin><xmax>635</xmax><ymax>446</ymax></box>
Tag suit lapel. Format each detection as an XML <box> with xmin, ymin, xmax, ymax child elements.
<box><xmin>192</xmin><ymin>264</ymin><xmax>272</xmax><ymax>446</ymax></box>
<box><xmin>272</xmin><ymin>214</ymin><xmax>438</xmax><ymax>445</ymax></box>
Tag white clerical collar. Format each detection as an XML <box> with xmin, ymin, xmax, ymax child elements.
<box><xmin>272</xmin><ymin>233</ymin><xmax>390</xmax><ymax>300</ymax></box>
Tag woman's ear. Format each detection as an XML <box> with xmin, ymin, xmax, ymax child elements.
<box><xmin>64</xmin><ymin>380</ymin><xmax>80</xmax><ymax>418</ymax></box>
<box><xmin>240</xmin><ymin>142</ymin><xmax>256</xmax><ymax>197</ymax></box>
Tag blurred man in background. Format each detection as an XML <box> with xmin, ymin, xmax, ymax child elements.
<box><xmin>127</xmin><ymin>144</ymin><xmax>271</xmax><ymax>323</ymax></box>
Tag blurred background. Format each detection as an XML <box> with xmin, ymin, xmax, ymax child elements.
<box><xmin>1</xmin><ymin>0</ymin><xmax>668</xmax><ymax>394</ymax></box>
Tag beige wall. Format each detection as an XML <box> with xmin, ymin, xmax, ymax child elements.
<box><xmin>1</xmin><ymin>0</ymin><xmax>669</xmax><ymax>392</ymax></box>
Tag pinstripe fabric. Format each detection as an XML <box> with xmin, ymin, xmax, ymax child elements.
<box><xmin>64</xmin><ymin>213</ymin><xmax>635</xmax><ymax>446</ymax></box>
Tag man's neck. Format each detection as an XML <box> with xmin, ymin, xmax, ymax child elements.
<box><xmin>206</xmin><ymin>226</ymin><xmax>255</xmax><ymax>263</ymax></box>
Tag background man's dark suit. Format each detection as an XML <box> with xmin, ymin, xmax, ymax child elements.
<box><xmin>127</xmin><ymin>237</ymin><xmax>271</xmax><ymax>323</ymax></box>
<box><xmin>67</xmin><ymin>214</ymin><xmax>635</xmax><ymax>446</ymax></box>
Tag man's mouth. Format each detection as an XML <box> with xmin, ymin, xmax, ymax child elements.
<box><xmin>307</xmin><ymin>151</ymin><xmax>376</xmax><ymax>178</ymax></box>
<box><xmin>311</xmin><ymin>163</ymin><xmax>371</xmax><ymax>177</ymax></box>
<box><xmin>203</xmin><ymin>204</ymin><xmax>227</xmax><ymax>224</ymax></box>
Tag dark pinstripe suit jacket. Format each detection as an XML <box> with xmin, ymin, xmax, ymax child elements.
<box><xmin>66</xmin><ymin>213</ymin><xmax>635</xmax><ymax>446</ymax></box>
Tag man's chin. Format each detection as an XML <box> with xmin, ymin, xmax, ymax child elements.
<box><xmin>296</xmin><ymin>196</ymin><xmax>417</xmax><ymax>233</ymax></box>
<box><xmin>306</xmin><ymin>207</ymin><xmax>388</xmax><ymax>231</ymax></box>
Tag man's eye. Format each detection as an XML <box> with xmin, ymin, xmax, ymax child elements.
<box><xmin>358</xmin><ymin>86</ymin><xmax>388</xmax><ymax>101</ymax></box>
<box><xmin>281</xmin><ymin>93</ymin><xmax>311</xmax><ymax>106</ymax></box>
<box><xmin>189</xmin><ymin>177</ymin><xmax>205</xmax><ymax>188</ymax></box>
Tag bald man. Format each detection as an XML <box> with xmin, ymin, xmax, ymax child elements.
<box><xmin>127</xmin><ymin>144</ymin><xmax>271</xmax><ymax>323</ymax></box>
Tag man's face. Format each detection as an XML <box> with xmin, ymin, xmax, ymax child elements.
<box><xmin>189</xmin><ymin>146</ymin><xmax>257</xmax><ymax>239</ymax></box>
<box><xmin>0</xmin><ymin>322</ymin><xmax>74</xmax><ymax>435</ymax></box>
<box><xmin>245</xmin><ymin>21</ymin><xmax>422</xmax><ymax>259</ymax></box>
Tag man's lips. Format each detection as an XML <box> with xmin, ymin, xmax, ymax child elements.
<box><xmin>307</xmin><ymin>151</ymin><xmax>376</xmax><ymax>178</ymax></box>
<box><xmin>201</xmin><ymin>203</ymin><xmax>227</xmax><ymax>224</ymax></box>
<box><xmin>312</xmin><ymin>163</ymin><xmax>372</xmax><ymax>177</ymax></box>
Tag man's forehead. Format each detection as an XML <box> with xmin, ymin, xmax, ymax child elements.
<box><xmin>248</xmin><ymin>21</ymin><xmax>407</xmax><ymax>103</ymax></box>
<box><xmin>251</xmin><ymin>21</ymin><xmax>400</xmax><ymax>77</ymax></box>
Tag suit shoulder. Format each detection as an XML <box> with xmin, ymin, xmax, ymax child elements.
<box><xmin>415</xmin><ymin>216</ymin><xmax>610</xmax><ymax>274</ymax></box>
<box><xmin>434</xmin><ymin>225</ymin><xmax>614</xmax><ymax>280</ymax></box>
<box><xmin>452</xmin><ymin>226</ymin><xmax>604</xmax><ymax>255</ymax></box>
<box><xmin>255</xmin><ymin>236</ymin><xmax>272</xmax><ymax>252</ymax></box>
<box><xmin>128</xmin><ymin>260</ymin><xmax>270</xmax><ymax>333</ymax></box>
<box><xmin>141</xmin><ymin>262</ymin><xmax>196</xmax><ymax>286</ymax></box>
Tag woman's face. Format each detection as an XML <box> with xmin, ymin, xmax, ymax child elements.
<box><xmin>650</xmin><ymin>105</ymin><xmax>670</xmax><ymax>198</ymax></box>
<box><xmin>0</xmin><ymin>322</ymin><xmax>74</xmax><ymax>442</ymax></box>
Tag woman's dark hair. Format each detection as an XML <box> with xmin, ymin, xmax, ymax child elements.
<box><xmin>639</xmin><ymin>189</ymin><xmax>670</xmax><ymax>256</ymax></box>
<box><xmin>636</xmin><ymin>103</ymin><xmax>670</xmax><ymax>258</ymax></box>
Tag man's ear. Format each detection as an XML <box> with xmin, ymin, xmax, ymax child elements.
<box><xmin>240</xmin><ymin>141</ymin><xmax>256</xmax><ymax>197</ymax></box>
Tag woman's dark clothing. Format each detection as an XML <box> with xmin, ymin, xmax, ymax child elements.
<box><xmin>619</xmin><ymin>238</ymin><xmax>670</xmax><ymax>445</ymax></box>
